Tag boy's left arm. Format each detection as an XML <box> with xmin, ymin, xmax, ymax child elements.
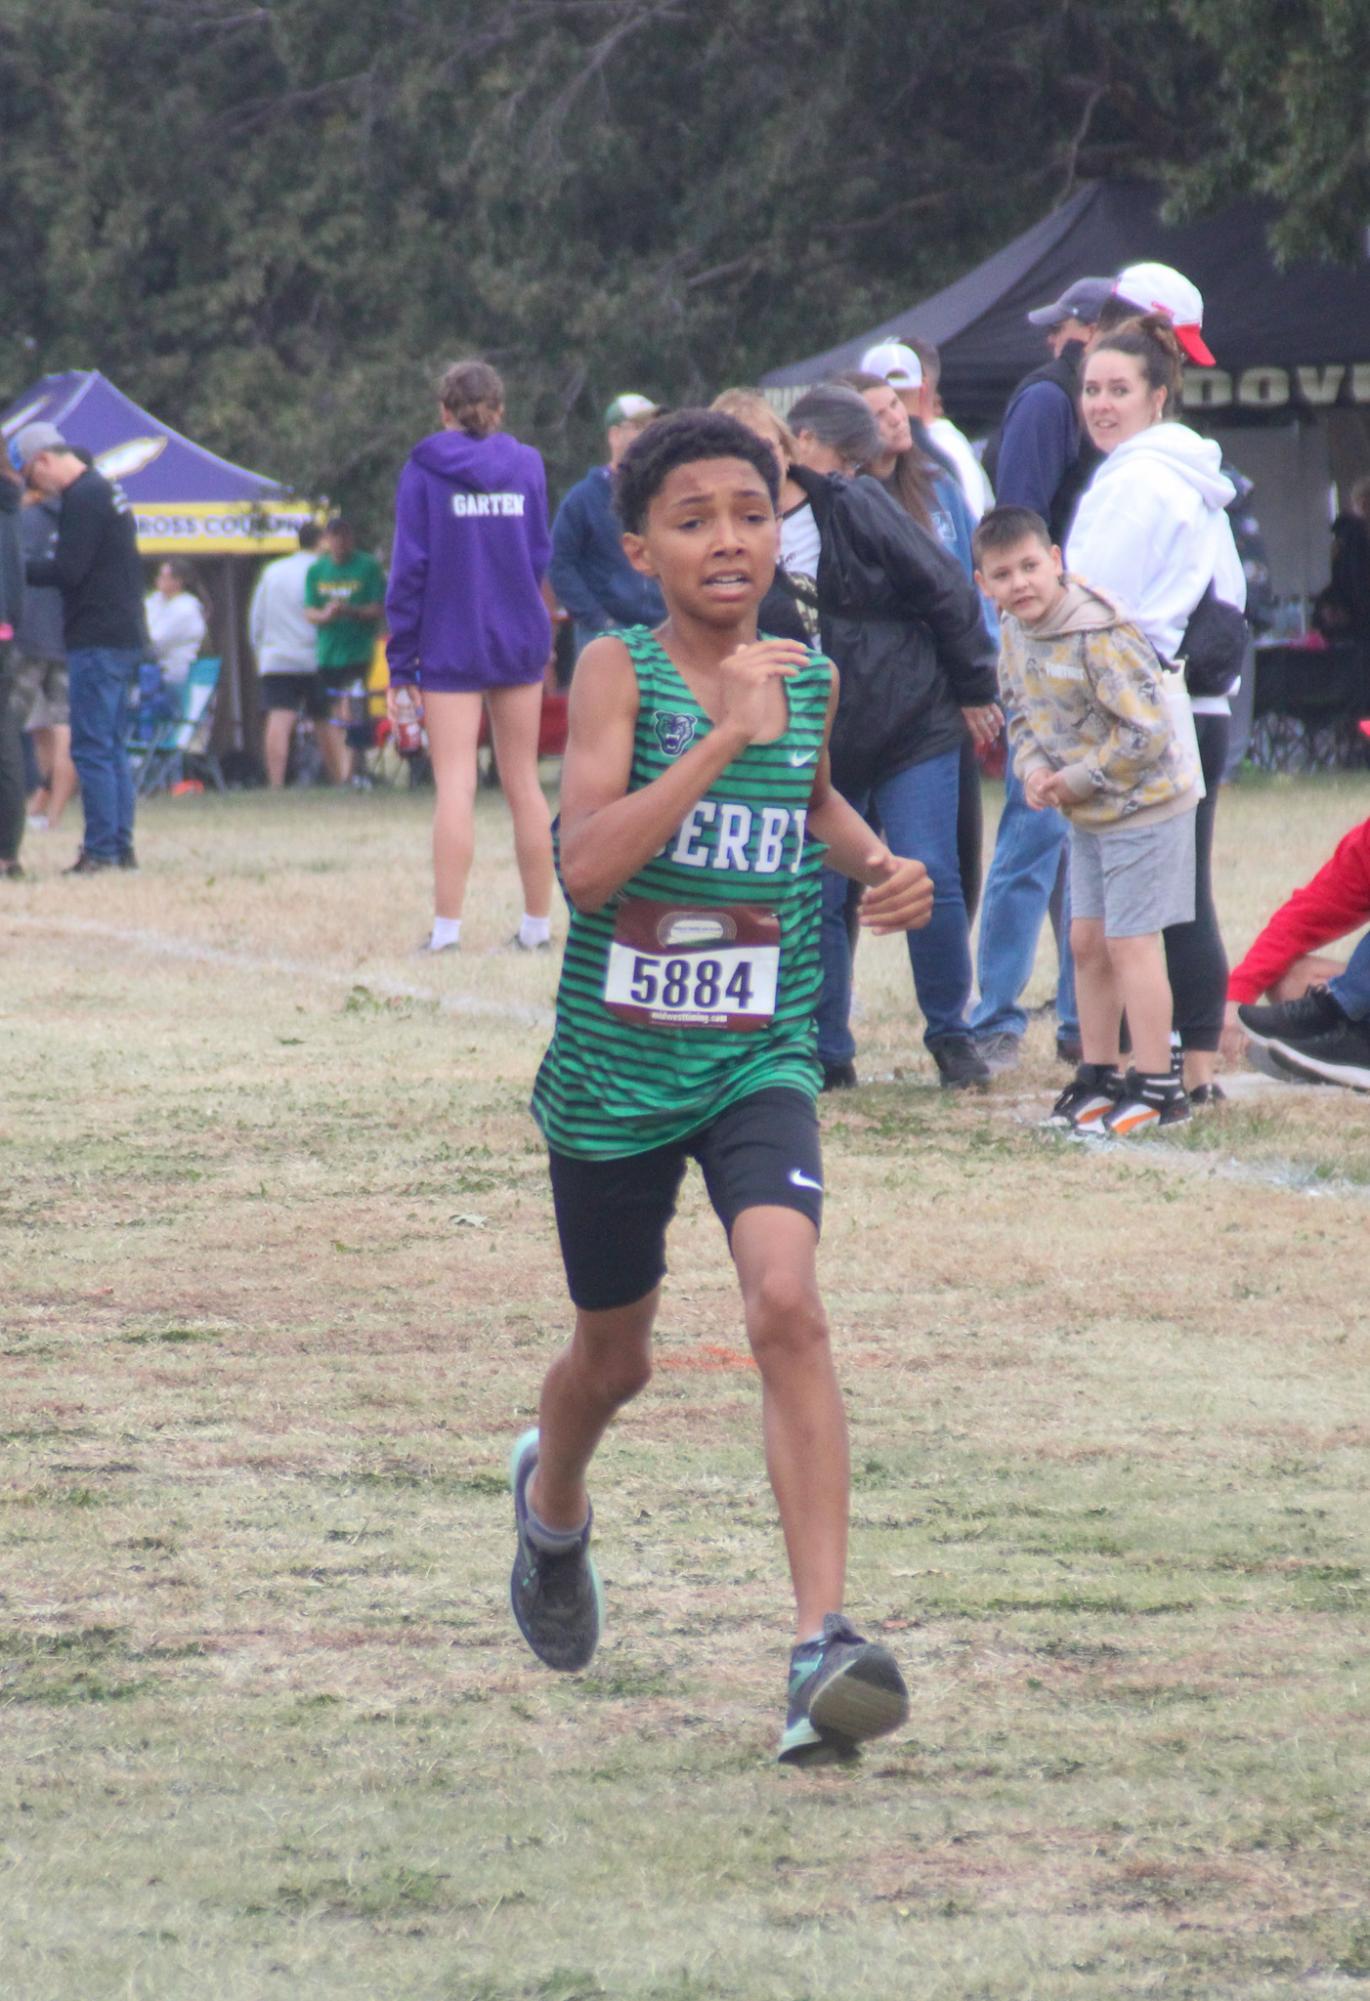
<box><xmin>806</xmin><ymin>673</ymin><xmax>934</xmax><ymax>934</ymax></box>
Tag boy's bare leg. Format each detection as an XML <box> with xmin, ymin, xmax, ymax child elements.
<box><xmin>1106</xmin><ymin>932</ymin><xmax>1173</xmax><ymax>1074</ymax></box>
<box><xmin>731</xmin><ymin>1206</ymin><xmax>848</xmax><ymax>1642</ymax></box>
<box><xmin>264</xmin><ymin>709</ymin><xmax>296</xmax><ymax>789</ymax></box>
<box><xmin>528</xmin><ymin>1291</ymin><xmax>658</xmax><ymax>1531</ymax></box>
<box><xmin>318</xmin><ymin>700</ymin><xmax>351</xmax><ymax>785</ymax></box>
<box><xmin>1070</xmin><ymin>918</ymin><xmax>1122</xmax><ymax>1066</ymax></box>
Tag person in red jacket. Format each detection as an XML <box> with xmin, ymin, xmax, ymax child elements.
<box><xmin>1223</xmin><ymin>814</ymin><xmax>1370</xmax><ymax>1090</ymax></box>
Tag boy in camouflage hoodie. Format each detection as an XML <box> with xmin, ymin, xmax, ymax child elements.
<box><xmin>973</xmin><ymin>506</ymin><xmax>1199</xmax><ymax>1136</ymax></box>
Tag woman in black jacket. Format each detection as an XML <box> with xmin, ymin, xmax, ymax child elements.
<box><xmin>716</xmin><ymin>387</ymin><xmax>1000</xmax><ymax>1088</ymax></box>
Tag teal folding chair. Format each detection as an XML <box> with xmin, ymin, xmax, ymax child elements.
<box><xmin>129</xmin><ymin>657</ymin><xmax>226</xmax><ymax>795</ymax></box>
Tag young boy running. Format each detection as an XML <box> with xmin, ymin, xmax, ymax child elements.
<box><xmin>515</xmin><ymin>409</ymin><xmax>934</xmax><ymax>1764</ymax></box>
<box><xmin>973</xmin><ymin>505</ymin><xmax>1199</xmax><ymax>1135</ymax></box>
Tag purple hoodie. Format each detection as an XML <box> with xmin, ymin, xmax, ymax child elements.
<box><xmin>385</xmin><ymin>429</ymin><xmax>552</xmax><ymax>691</ymax></box>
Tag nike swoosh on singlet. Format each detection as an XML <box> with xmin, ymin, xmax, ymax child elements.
<box><xmin>789</xmin><ymin>750</ymin><xmax>817</xmax><ymax>767</ymax></box>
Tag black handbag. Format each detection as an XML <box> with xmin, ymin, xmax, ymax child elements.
<box><xmin>1180</xmin><ymin>583</ymin><xmax>1248</xmax><ymax>698</ymax></box>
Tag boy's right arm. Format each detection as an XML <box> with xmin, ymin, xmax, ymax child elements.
<box><xmin>558</xmin><ymin>635</ymin><xmax>808</xmax><ymax>912</ymax></box>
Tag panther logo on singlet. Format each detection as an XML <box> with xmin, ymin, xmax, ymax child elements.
<box><xmin>653</xmin><ymin>711</ymin><xmax>697</xmax><ymax>758</ymax></box>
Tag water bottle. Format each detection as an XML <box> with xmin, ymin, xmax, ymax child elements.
<box><xmin>392</xmin><ymin>684</ymin><xmax>424</xmax><ymax>758</ymax></box>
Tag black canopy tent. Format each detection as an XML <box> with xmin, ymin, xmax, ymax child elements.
<box><xmin>761</xmin><ymin>180</ymin><xmax>1370</xmax><ymax>598</ymax></box>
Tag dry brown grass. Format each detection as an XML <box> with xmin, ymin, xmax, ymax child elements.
<box><xmin>2</xmin><ymin>772</ymin><xmax>1368</xmax><ymax>2000</ymax></box>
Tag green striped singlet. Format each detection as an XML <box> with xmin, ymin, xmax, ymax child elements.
<box><xmin>531</xmin><ymin>625</ymin><xmax>832</xmax><ymax>1159</ymax></box>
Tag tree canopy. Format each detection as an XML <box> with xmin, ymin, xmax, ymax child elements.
<box><xmin>1</xmin><ymin>0</ymin><xmax>1361</xmax><ymax>532</ymax></box>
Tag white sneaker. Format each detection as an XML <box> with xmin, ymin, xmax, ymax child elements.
<box><xmin>27</xmin><ymin>814</ymin><xmax>49</xmax><ymax>833</ymax></box>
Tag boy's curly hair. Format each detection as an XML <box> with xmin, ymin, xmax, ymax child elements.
<box><xmin>613</xmin><ymin>408</ymin><xmax>781</xmax><ymax>534</ymax></box>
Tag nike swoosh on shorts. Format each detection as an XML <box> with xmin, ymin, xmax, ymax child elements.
<box><xmin>788</xmin><ymin>1168</ymin><xmax>823</xmax><ymax>1191</ymax></box>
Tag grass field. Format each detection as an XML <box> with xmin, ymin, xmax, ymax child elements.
<box><xmin>3</xmin><ymin>770</ymin><xmax>1368</xmax><ymax>2001</ymax></box>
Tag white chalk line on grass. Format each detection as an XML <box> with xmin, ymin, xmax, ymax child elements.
<box><xmin>3</xmin><ymin>914</ymin><xmax>555</xmax><ymax>1029</ymax></box>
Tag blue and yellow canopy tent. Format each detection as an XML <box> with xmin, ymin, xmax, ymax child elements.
<box><xmin>1</xmin><ymin>370</ymin><xmax>315</xmax><ymax>750</ymax></box>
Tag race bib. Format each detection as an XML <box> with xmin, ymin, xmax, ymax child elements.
<box><xmin>603</xmin><ymin>899</ymin><xmax>780</xmax><ymax>1031</ymax></box>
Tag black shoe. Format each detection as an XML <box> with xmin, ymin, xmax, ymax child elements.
<box><xmin>64</xmin><ymin>849</ymin><xmax>115</xmax><ymax>875</ymax></box>
<box><xmin>1188</xmin><ymin>1080</ymin><xmax>1226</xmax><ymax>1107</ymax></box>
<box><xmin>508</xmin><ymin>1429</ymin><xmax>602</xmax><ymax>1672</ymax></box>
<box><xmin>929</xmin><ymin>1035</ymin><xmax>990</xmax><ymax>1090</ymax></box>
<box><xmin>1056</xmin><ymin>1032</ymin><xmax>1083</xmax><ymax>1066</ymax></box>
<box><xmin>118</xmin><ymin>847</ymin><xmax>139</xmax><ymax>872</ymax></box>
<box><xmin>1263</xmin><ymin>1018</ymin><xmax>1370</xmax><ymax>1093</ymax></box>
<box><xmin>821</xmin><ymin>1061</ymin><xmax>858</xmax><ymax>1092</ymax></box>
<box><xmin>0</xmin><ymin>858</ymin><xmax>24</xmax><ymax>881</ymax></box>
<box><xmin>1238</xmin><ymin>986</ymin><xmax>1346</xmax><ymax>1046</ymax></box>
<box><xmin>1046</xmin><ymin>1063</ymin><xmax>1123</xmax><ymax>1131</ymax></box>
<box><xmin>1102</xmin><ymin>1068</ymin><xmax>1191</xmax><ymax>1137</ymax></box>
<box><xmin>777</xmin><ymin>1613</ymin><xmax>909</xmax><ymax>1766</ymax></box>
<box><xmin>974</xmin><ymin>1030</ymin><xmax>1022</xmax><ymax>1075</ymax></box>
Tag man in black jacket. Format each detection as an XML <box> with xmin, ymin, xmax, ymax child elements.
<box><xmin>970</xmin><ymin>279</ymin><xmax>1112</xmax><ymax>1073</ymax></box>
<box><xmin>16</xmin><ymin>421</ymin><xmax>148</xmax><ymax>873</ymax></box>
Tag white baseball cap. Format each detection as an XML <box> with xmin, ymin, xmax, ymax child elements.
<box><xmin>1113</xmin><ymin>262</ymin><xmax>1216</xmax><ymax>366</ymax></box>
<box><xmin>859</xmin><ymin>341</ymin><xmax>923</xmax><ymax>391</ymax></box>
<box><xmin>604</xmin><ymin>393</ymin><xmax>661</xmax><ymax>428</ymax></box>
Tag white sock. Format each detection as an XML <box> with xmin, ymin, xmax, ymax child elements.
<box><xmin>429</xmin><ymin>916</ymin><xmax>461</xmax><ymax>949</ymax></box>
<box><xmin>518</xmin><ymin>913</ymin><xmax>551</xmax><ymax>948</ymax></box>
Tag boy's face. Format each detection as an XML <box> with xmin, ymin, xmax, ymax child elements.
<box><xmin>975</xmin><ymin>534</ymin><xmax>1065</xmax><ymax>626</ymax></box>
<box><xmin>623</xmin><ymin>458</ymin><xmax>779</xmax><ymax>624</ymax></box>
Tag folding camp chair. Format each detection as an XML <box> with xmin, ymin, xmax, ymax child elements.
<box><xmin>128</xmin><ymin>656</ymin><xmax>226</xmax><ymax>795</ymax></box>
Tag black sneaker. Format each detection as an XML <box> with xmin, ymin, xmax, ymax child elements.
<box><xmin>821</xmin><ymin>1060</ymin><xmax>858</xmax><ymax>1092</ymax></box>
<box><xmin>1189</xmin><ymin>1080</ymin><xmax>1226</xmax><ymax>1107</ymax></box>
<box><xmin>508</xmin><ymin>1428</ymin><xmax>602</xmax><ymax>1672</ymax></box>
<box><xmin>1046</xmin><ymin>1063</ymin><xmax>1122</xmax><ymax>1130</ymax></box>
<box><xmin>928</xmin><ymin>1035</ymin><xmax>990</xmax><ymax>1091</ymax></box>
<box><xmin>1055</xmin><ymin>1031</ymin><xmax>1084</xmax><ymax>1066</ymax></box>
<box><xmin>1102</xmin><ymin>1068</ymin><xmax>1191</xmax><ymax>1137</ymax></box>
<box><xmin>1263</xmin><ymin>1018</ymin><xmax>1370</xmax><ymax>1093</ymax></box>
<box><xmin>63</xmin><ymin>849</ymin><xmax>115</xmax><ymax>875</ymax></box>
<box><xmin>777</xmin><ymin>1613</ymin><xmax>909</xmax><ymax>1766</ymax></box>
<box><xmin>118</xmin><ymin>847</ymin><xmax>139</xmax><ymax>872</ymax></box>
<box><xmin>1238</xmin><ymin>986</ymin><xmax>1346</xmax><ymax>1046</ymax></box>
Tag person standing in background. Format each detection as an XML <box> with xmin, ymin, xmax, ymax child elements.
<box><xmin>549</xmin><ymin>394</ymin><xmax>665</xmax><ymax>659</ymax></box>
<box><xmin>304</xmin><ymin>518</ymin><xmax>385</xmax><ymax>786</ymax></box>
<box><xmin>144</xmin><ymin>558</ymin><xmax>208</xmax><ymax>690</ymax></box>
<box><xmin>386</xmin><ymin>359</ymin><xmax>555</xmax><ymax>955</ymax></box>
<box><xmin>968</xmin><ymin>278</ymin><xmax>1113</xmax><ymax>1074</ymax></box>
<box><xmin>16</xmin><ymin>420</ymin><xmax>148</xmax><ymax>875</ymax></box>
<box><xmin>14</xmin><ymin>483</ymin><xmax>75</xmax><ymax>835</ymax></box>
<box><xmin>0</xmin><ymin>462</ymin><xmax>27</xmax><ymax>880</ymax></box>
<box><xmin>249</xmin><ymin>523</ymin><xmax>324</xmax><ymax>788</ymax></box>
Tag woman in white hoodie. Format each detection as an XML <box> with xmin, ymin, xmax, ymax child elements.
<box><xmin>1067</xmin><ymin>315</ymin><xmax>1246</xmax><ymax>1100</ymax></box>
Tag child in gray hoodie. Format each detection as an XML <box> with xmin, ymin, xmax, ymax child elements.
<box><xmin>973</xmin><ymin>505</ymin><xmax>1199</xmax><ymax>1136</ymax></box>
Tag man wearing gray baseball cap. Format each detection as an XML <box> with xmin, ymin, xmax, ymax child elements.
<box><xmin>17</xmin><ymin>421</ymin><xmax>148</xmax><ymax>873</ymax></box>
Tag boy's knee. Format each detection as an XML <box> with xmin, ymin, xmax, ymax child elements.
<box><xmin>1070</xmin><ymin>919</ymin><xmax>1108</xmax><ymax>967</ymax></box>
<box><xmin>574</xmin><ymin>1322</ymin><xmax>653</xmax><ymax>1405</ymax></box>
<box><xmin>743</xmin><ymin>1268</ymin><xmax>829</xmax><ymax>1367</ymax></box>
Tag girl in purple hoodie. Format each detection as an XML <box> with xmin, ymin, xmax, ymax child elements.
<box><xmin>386</xmin><ymin>361</ymin><xmax>555</xmax><ymax>952</ymax></box>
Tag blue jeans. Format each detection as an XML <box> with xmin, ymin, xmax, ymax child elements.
<box><xmin>1329</xmin><ymin>932</ymin><xmax>1370</xmax><ymax>1022</ymax></box>
<box><xmin>818</xmin><ymin>746</ymin><xmax>973</xmax><ymax>1061</ymax></box>
<box><xmin>969</xmin><ymin>762</ymin><xmax>1078</xmax><ymax>1042</ymax></box>
<box><xmin>69</xmin><ymin>646</ymin><xmax>141</xmax><ymax>860</ymax></box>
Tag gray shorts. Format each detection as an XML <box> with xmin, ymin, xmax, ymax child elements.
<box><xmin>1070</xmin><ymin>810</ymin><xmax>1197</xmax><ymax>936</ymax></box>
<box><xmin>13</xmin><ymin>655</ymin><xmax>69</xmax><ymax>730</ymax></box>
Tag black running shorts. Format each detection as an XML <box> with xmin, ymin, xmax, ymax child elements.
<box><xmin>547</xmin><ymin>1086</ymin><xmax>824</xmax><ymax>1312</ymax></box>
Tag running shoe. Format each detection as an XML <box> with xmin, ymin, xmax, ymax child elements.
<box><xmin>1045</xmin><ymin>1063</ymin><xmax>1123</xmax><ymax>1130</ymax></box>
<box><xmin>777</xmin><ymin>1613</ymin><xmax>909</xmax><ymax>1766</ymax></box>
<box><xmin>505</xmin><ymin>933</ymin><xmax>554</xmax><ymax>952</ymax></box>
<box><xmin>1101</xmin><ymin>1068</ymin><xmax>1190</xmax><ymax>1137</ymax></box>
<box><xmin>1262</xmin><ymin>1018</ymin><xmax>1370</xmax><ymax>1093</ymax></box>
<box><xmin>508</xmin><ymin>1428</ymin><xmax>602</xmax><ymax>1672</ymax></box>
<box><xmin>1237</xmin><ymin>986</ymin><xmax>1346</xmax><ymax>1047</ymax></box>
<box><xmin>821</xmin><ymin>1060</ymin><xmax>858</xmax><ymax>1092</ymax></box>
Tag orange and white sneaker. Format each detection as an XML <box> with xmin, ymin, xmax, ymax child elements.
<box><xmin>1046</xmin><ymin>1064</ymin><xmax>1124</xmax><ymax>1131</ymax></box>
<box><xmin>1102</xmin><ymin>1068</ymin><xmax>1191</xmax><ymax>1138</ymax></box>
